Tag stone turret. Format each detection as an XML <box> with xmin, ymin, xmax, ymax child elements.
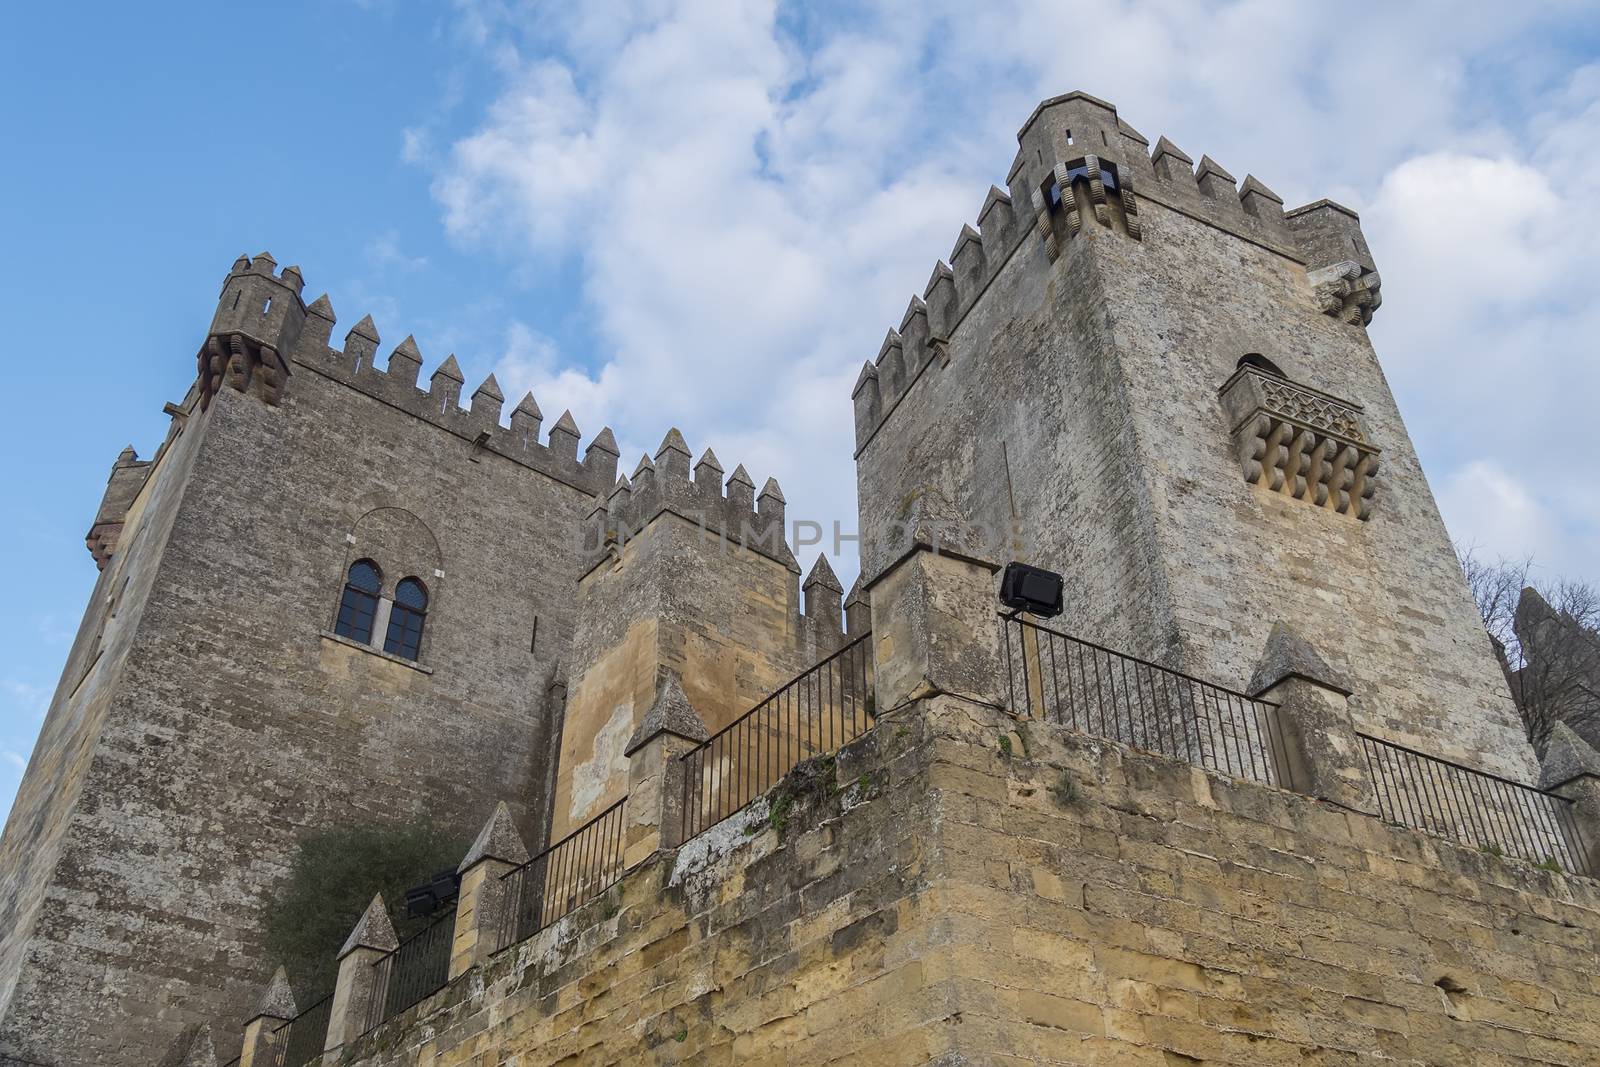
<box><xmin>198</xmin><ymin>252</ymin><xmax>308</xmax><ymax>408</ymax></box>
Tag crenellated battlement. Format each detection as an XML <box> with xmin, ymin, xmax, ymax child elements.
<box><xmin>585</xmin><ymin>428</ymin><xmax>799</xmax><ymax>578</ymax></box>
<box><xmin>853</xmin><ymin>91</ymin><xmax>1386</xmax><ymax>450</ymax></box>
<box><xmin>197</xmin><ymin>254</ymin><xmax>623</xmax><ymax>499</ymax></box>
<box><xmin>198</xmin><ymin>252</ymin><xmax>309</xmax><ymax>410</ymax></box>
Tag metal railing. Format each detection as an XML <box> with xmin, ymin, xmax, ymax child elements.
<box><xmin>260</xmin><ymin>993</ymin><xmax>332</xmax><ymax>1067</ymax></box>
<box><xmin>1001</xmin><ymin>614</ymin><xmax>1294</xmax><ymax>789</ymax></box>
<box><xmin>679</xmin><ymin>632</ymin><xmax>875</xmax><ymax>841</ymax></box>
<box><xmin>497</xmin><ymin>796</ymin><xmax>628</xmax><ymax>950</ymax></box>
<box><xmin>364</xmin><ymin>907</ymin><xmax>455</xmax><ymax>1032</ymax></box>
<box><xmin>1358</xmin><ymin>733</ymin><xmax>1593</xmax><ymax>876</ymax></box>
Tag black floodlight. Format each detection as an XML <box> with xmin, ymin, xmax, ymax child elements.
<box><xmin>404</xmin><ymin>883</ymin><xmax>437</xmax><ymax>918</ymax></box>
<box><xmin>999</xmin><ymin>562</ymin><xmax>1064</xmax><ymax>618</ymax></box>
<box><xmin>403</xmin><ymin>868</ymin><xmax>462</xmax><ymax>917</ymax></box>
<box><xmin>430</xmin><ymin>869</ymin><xmax>461</xmax><ymax>902</ymax></box>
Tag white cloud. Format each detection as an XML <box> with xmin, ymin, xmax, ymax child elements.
<box><xmin>365</xmin><ymin>230</ymin><xmax>430</xmax><ymax>272</ymax></box>
<box><xmin>1438</xmin><ymin>461</ymin><xmax>1557</xmax><ymax>563</ymax></box>
<box><xmin>421</xmin><ymin>0</ymin><xmax>1600</xmax><ymax>587</ymax></box>
<box><xmin>1363</xmin><ymin>64</ymin><xmax>1600</xmax><ymax>582</ymax></box>
<box><xmin>1</xmin><ymin>751</ymin><xmax>24</xmax><ymax>772</ymax></box>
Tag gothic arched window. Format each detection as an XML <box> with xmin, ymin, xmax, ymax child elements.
<box><xmin>336</xmin><ymin>559</ymin><xmax>382</xmax><ymax>644</ymax></box>
<box><xmin>384</xmin><ymin>577</ymin><xmax>428</xmax><ymax>660</ymax></box>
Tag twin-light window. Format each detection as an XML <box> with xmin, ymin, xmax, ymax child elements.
<box><xmin>335</xmin><ymin>559</ymin><xmax>429</xmax><ymax>660</ymax></box>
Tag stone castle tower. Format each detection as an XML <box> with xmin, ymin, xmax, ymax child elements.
<box><xmin>2</xmin><ymin>91</ymin><xmax>1577</xmax><ymax>1067</ymax></box>
<box><xmin>0</xmin><ymin>253</ymin><xmax>847</xmax><ymax>1063</ymax></box>
<box><xmin>852</xmin><ymin>91</ymin><xmax>1528</xmax><ymax>779</ymax></box>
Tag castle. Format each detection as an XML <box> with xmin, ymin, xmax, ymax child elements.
<box><xmin>4</xmin><ymin>91</ymin><xmax>1599</xmax><ymax>1067</ymax></box>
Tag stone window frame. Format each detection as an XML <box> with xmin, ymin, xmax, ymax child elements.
<box><xmin>335</xmin><ymin>558</ymin><xmax>383</xmax><ymax>644</ymax></box>
<box><xmin>323</xmin><ymin>507</ymin><xmax>444</xmax><ymax>668</ymax></box>
<box><xmin>382</xmin><ymin>576</ymin><xmax>430</xmax><ymax>661</ymax></box>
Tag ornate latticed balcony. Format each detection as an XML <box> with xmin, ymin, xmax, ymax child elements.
<box><xmin>1220</xmin><ymin>364</ymin><xmax>1381</xmax><ymax>519</ymax></box>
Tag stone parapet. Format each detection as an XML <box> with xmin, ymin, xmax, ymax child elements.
<box><xmin>323</xmin><ymin>690</ymin><xmax>1600</xmax><ymax>1067</ymax></box>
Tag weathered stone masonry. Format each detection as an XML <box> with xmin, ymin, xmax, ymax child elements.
<box><xmin>325</xmin><ymin>694</ymin><xmax>1600</xmax><ymax>1066</ymax></box>
<box><xmin>2</xmin><ymin>88</ymin><xmax>1585</xmax><ymax>1066</ymax></box>
<box><xmin>0</xmin><ymin>250</ymin><xmax>842</xmax><ymax>1064</ymax></box>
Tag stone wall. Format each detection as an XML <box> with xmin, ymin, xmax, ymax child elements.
<box><xmin>0</xmin><ymin>387</ymin><xmax>210</xmax><ymax>1053</ymax></box>
<box><xmin>853</xmin><ymin>91</ymin><xmax>1532</xmax><ymax>780</ymax></box>
<box><xmin>554</xmin><ymin>513</ymin><xmax>814</xmax><ymax>838</ymax></box>
<box><xmin>554</xmin><ymin>443</ymin><xmax>849</xmax><ymax>839</ymax></box>
<box><xmin>0</xmin><ymin>280</ymin><xmax>603</xmax><ymax>1063</ymax></box>
<box><xmin>330</xmin><ymin>694</ymin><xmax>1600</xmax><ymax>1067</ymax></box>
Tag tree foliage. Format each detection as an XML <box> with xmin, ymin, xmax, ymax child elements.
<box><xmin>262</xmin><ymin>820</ymin><xmax>469</xmax><ymax>1002</ymax></box>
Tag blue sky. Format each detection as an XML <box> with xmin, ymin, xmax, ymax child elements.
<box><xmin>2</xmin><ymin>0</ymin><xmax>1597</xmax><ymax>823</ymax></box>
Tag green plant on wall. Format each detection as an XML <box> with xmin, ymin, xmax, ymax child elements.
<box><xmin>262</xmin><ymin>820</ymin><xmax>469</xmax><ymax>1001</ymax></box>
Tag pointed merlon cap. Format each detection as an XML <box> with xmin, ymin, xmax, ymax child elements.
<box><xmin>115</xmin><ymin>444</ymin><xmax>139</xmax><ymax>466</ymax></box>
<box><xmin>251</xmin><ymin>251</ymin><xmax>278</xmax><ymax>275</ymax></box>
<box><xmin>1195</xmin><ymin>154</ymin><xmax>1236</xmax><ymax>184</ymax></box>
<box><xmin>803</xmin><ymin>553</ymin><xmax>844</xmax><ymax>593</ymax></box>
<box><xmin>338</xmin><ymin>893</ymin><xmax>399</xmax><ymax>960</ymax></box>
<box><xmin>1117</xmin><ymin>116</ymin><xmax>1149</xmax><ymax>145</ymax></box>
<box><xmin>852</xmin><ymin>361</ymin><xmax>880</xmax><ymax>400</ymax></box>
<box><xmin>394</xmin><ymin>335</ymin><xmax>422</xmax><ymax>361</ymax></box>
<box><xmin>877</xmin><ymin>329</ymin><xmax>904</xmax><ymax>362</ymax></box>
<box><xmin>1151</xmin><ymin>135</ymin><xmax>1193</xmax><ymax>166</ymax></box>
<box><xmin>1515</xmin><ymin>585</ymin><xmax>1557</xmax><ymax>628</ymax></box>
<box><xmin>280</xmin><ymin>265</ymin><xmax>305</xmax><ymax>291</ymax></box>
<box><xmin>843</xmin><ymin>573</ymin><xmax>866</xmax><ymax>608</ymax></box>
<box><xmin>587</xmin><ymin>426</ymin><xmax>620</xmax><ymax>456</ymax></box>
<box><xmin>1247</xmin><ymin>621</ymin><xmax>1352</xmax><ymax>697</ymax></box>
<box><xmin>609</xmin><ymin>474</ymin><xmax>632</xmax><ymax>502</ymax></box>
<box><xmin>980</xmin><ymin>184</ymin><xmax>1013</xmax><ymax>217</ymax></box>
<box><xmin>392</xmin><ymin>340</ymin><xmax>428</xmax><ymax>382</ymax></box>
<box><xmin>550</xmin><ymin>409</ymin><xmax>580</xmax><ymax>439</ymax></box>
<box><xmin>514</xmin><ymin>391</ymin><xmax>543</xmax><ymax>420</ymax></box>
<box><xmin>252</xmin><ymin>966</ymin><xmax>298</xmax><ymax>1023</ymax></box>
<box><xmin>307</xmin><ymin>293</ymin><xmax>335</xmax><ymax>320</ymax></box>
<box><xmin>952</xmin><ymin>223</ymin><xmax>983</xmax><ymax>261</ymax></box>
<box><xmin>727</xmin><ymin>464</ymin><xmax>756</xmax><ymax>490</ymax></box>
<box><xmin>458</xmin><ymin>800</ymin><xmax>531</xmax><ymax>874</ymax></box>
<box><xmin>1539</xmin><ymin>721</ymin><xmax>1600</xmax><ymax>790</ymax></box>
<box><xmin>347</xmin><ymin>314</ymin><xmax>380</xmax><ymax>342</ymax></box>
<box><xmin>230</xmin><ymin>253</ymin><xmax>251</xmax><ymax>275</ymax></box>
<box><xmin>656</xmin><ymin>427</ymin><xmax>692</xmax><ymax>461</ymax></box>
<box><xmin>625</xmin><ymin>670</ymin><xmax>709</xmax><ymax>756</ymax></box>
<box><xmin>900</xmin><ymin>294</ymin><xmax>928</xmax><ymax>331</ymax></box>
<box><xmin>758</xmin><ymin>477</ymin><xmax>785</xmax><ymax>504</ymax></box>
<box><xmin>431</xmin><ymin>353</ymin><xmax>464</xmax><ymax>383</ymax></box>
<box><xmin>1240</xmin><ymin>175</ymin><xmax>1283</xmax><ymax>204</ymax></box>
<box><xmin>473</xmin><ymin>373</ymin><xmax>504</xmax><ymax>401</ymax></box>
<box><xmin>694</xmin><ymin>447</ymin><xmax>723</xmax><ymax>474</ymax></box>
<box><xmin>632</xmin><ymin>452</ymin><xmax>655</xmax><ymax>478</ymax></box>
<box><xmin>925</xmin><ymin>260</ymin><xmax>955</xmax><ymax>296</ymax></box>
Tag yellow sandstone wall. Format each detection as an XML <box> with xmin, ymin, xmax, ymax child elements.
<box><xmin>342</xmin><ymin>696</ymin><xmax>1600</xmax><ymax>1066</ymax></box>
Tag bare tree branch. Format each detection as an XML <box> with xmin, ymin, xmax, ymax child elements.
<box><xmin>1457</xmin><ymin>544</ymin><xmax>1600</xmax><ymax>754</ymax></box>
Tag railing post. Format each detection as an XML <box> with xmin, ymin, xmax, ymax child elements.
<box><xmin>449</xmin><ymin>801</ymin><xmax>530</xmax><ymax>979</ymax></box>
<box><xmin>1247</xmin><ymin>621</ymin><xmax>1376</xmax><ymax>814</ymax></box>
<box><xmin>864</xmin><ymin>512</ymin><xmax>1004</xmax><ymax>712</ymax></box>
<box><xmin>323</xmin><ymin>894</ymin><xmax>398</xmax><ymax>1054</ymax></box>
<box><xmin>1539</xmin><ymin>722</ymin><xmax>1600</xmax><ymax>876</ymax></box>
<box><xmin>239</xmin><ymin>966</ymin><xmax>296</xmax><ymax>1067</ymax></box>
<box><xmin>624</xmin><ymin>669</ymin><xmax>709</xmax><ymax>862</ymax></box>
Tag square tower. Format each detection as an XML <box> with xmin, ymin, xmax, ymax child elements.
<box><xmin>853</xmin><ymin>92</ymin><xmax>1531</xmax><ymax>779</ymax></box>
